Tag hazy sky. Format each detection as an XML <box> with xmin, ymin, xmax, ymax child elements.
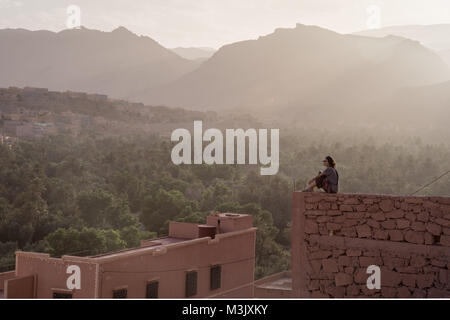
<box><xmin>1</xmin><ymin>0</ymin><xmax>450</xmax><ymax>48</ymax></box>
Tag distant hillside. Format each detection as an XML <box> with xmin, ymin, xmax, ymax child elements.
<box><xmin>355</xmin><ymin>24</ymin><xmax>450</xmax><ymax>51</ymax></box>
<box><xmin>369</xmin><ymin>80</ymin><xmax>450</xmax><ymax>127</ymax></box>
<box><xmin>0</xmin><ymin>87</ymin><xmax>217</xmax><ymax>139</ymax></box>
<box><xmin>355</xmin><ymin>24</ymin><xmax>450</xmax><ymax>66</ymax></box>
<box><xmin>171</xmin><ymin>47</ymin><xmax>216</xmax><ymax>60</ymax></box>
<box><xmin>140</xmin><ymin>24</ymin><xmax>450</xmax><ymax>116</ymax></box>
<box><xmin>0</xmin><ymin>27</ymin><xmax>199</xmax><ymax>101</ymax></box>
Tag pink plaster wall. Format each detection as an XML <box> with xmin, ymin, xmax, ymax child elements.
<box><xmin>98</xmin><ymin>228</ymin><xmax>256</xmax><ymax>298</ymax></box>
<box><xmin>14</xmin><ymin>252</ymin><xmax>99</xmax><ymax>298</ymax></box>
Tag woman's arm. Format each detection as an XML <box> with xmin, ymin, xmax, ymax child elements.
<box><xmin>309</xmin><ymin>172</ymin><xmax>325</xmax><ymax>184</ymax></box>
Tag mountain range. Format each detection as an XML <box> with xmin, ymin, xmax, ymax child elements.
<box><xmin>355</xmin><ymin>24</ymin><xmax>450</xmax><ymax>66</ymax></box>
<box><xmin>170</xmin><ymin>47</ymin><xmax>216</xmax><ymax>61</ymax></box>
<box><xmin>0</xmin><ymin>26</ymin><xmax>199</xmax><ymax>101</ymax></box>
<box><xmin>140</xmin><ymin>24</ymin><xmax>450</xmax><ymax>117</ymax></box>
<box><xmin>1</xmin><ymin>24</ymin><xmax>450</xmax><ymax>126</ymax></box>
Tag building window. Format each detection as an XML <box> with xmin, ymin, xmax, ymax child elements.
<box><xmin>210</xmin><ymin>265</ymin><xmax>221</xmax><ymax>290</ymax></box>
<box><xmin>113</xmin><ymin>288</ymin><xmax>128</xmax><ymax>298</ymax></box>
<box><xmin>185</xmin><ymin>271</ymin><xmax>198</xmax><ymax>297</ymax></box>
<box><xmin>52</xmin><ymin>292</ymin><xmax>72</xmax><ymax>299</ymax></box>
<box><xmin>146</xmin><ymin>281</ymin><xmax>159</xmax><ymax>298</ymax></box>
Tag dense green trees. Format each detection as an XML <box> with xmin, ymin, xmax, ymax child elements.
<box><xmin>0</xmin><ymin>131</ymin><xmax>449</xmax><ymax>278</ymax></box>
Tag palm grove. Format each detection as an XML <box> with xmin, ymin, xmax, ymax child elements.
<box><xmin>1</xmin><ymin>130</ymin><xmax>449</xmax><ymax>279</ymax></box>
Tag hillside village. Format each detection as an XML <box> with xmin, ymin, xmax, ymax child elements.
<box><xmin>0</xmin><ymin>87</ymin><xmax>218</xmax><ymax>141</ymax></box>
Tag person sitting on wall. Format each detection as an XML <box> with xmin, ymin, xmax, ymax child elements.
<box><xmin>303</xmin><ymin>156</ymin><xmax>339</xmax><ymax>193</ymax></box>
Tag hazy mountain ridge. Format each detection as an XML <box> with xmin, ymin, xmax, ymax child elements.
<box><xmin>139</xmin><ymin>24</ymin><xmax>450</xmax><ymax>117</ymax></box>
<box><xmin>0</xmin><ymin>27</ymin><xmax>200</xmax><ymax>101</ymax></box>
<box><xmin>2</xmin><ymin>24</ymin><xmax>450</xmax><ymax>127</ymax></box>
<box><xmin>355</xmin><ymin>24</ymin><xmax>450</xmax><ymax>66</ymax></box>
<box><xmin>171</xmin><ymin>47</ymin><xmax>216</xmax><ymax>60</ymax></box>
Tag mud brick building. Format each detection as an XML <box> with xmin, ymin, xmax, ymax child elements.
<box><xmin>291</xmin><ymin>192</ymin><xmax>450</xmax><ymax>298</ymax></box>
<box><xmin>0</xmin><ymin>213</ymin><xmax>256</xmax><ymax>298</ymax></box>
<box><xmin>255</xmin><ymin>192</ymin><xmax>450</xmax><ymax>298</ymax></box>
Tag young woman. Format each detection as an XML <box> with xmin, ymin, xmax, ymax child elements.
<box><xmin>303</xmin><ymin>156</ymin><xmax>339</xmax><ymax>193</ymax></box>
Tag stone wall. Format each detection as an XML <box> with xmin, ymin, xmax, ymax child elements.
<box><xmin>291</xmin><ymin>192</ymin><xmax>450</xmax><ymax>298</ymax></box>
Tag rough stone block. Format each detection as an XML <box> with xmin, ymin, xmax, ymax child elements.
<box><xmin>383</xmin><ymin>257</ymin><xmax>407</xmax><ymax>269</ymax></box>
<box><xmin>310</xmin><ymin>291</ymin><xmax>329</xmax><ymax>298</ymax></box>
<box><xmin>424</xmin><ymin>232</ymin><xmax>434</xmax><ymax>245</ymax></box>
<box><xmin>401</xmin><ymin>274</ymin><xmax>416</xmax><ymax>287</ymax></box>
<box><xmin>439</xmin><ymin>269</ymin><xmax>450</xmax><ymax>284</ymax></box>
<box><xmin>381</xmin><ymin>287</ymin><xmax>397</xmax><ymax>298</ymax></box>
<box><xmin>332</xmin><ymin>249</ymin><xmax>345</xmax><ymax>257</ymax></box>
<box><xmin>374</xmin><ymin>230</ymin><xmax>389</xmax><ymax>240</ymax></box>
<box><xmin>381</xmin><ymin>269</ymin><xmax>402</xmax><ymax>287</ymax></box>
<box><xmin>318</xmin><ymin>202</ymin><xmax>331</xmax><ymax>210</ymax></box>
<box><xmin>356</xmin><ymin>224</ymin><xmax>372</xmax><ymax>238</ymax></box>
<box><xmin>335</xmin><ymin>273</ymin><xmax>353</xmax><ymax>286</ymax></box>
<box><xmin>381</xmin><ymin>219</ymin><xmax>396</xmax><ymax>229</ymax></box>
<box><xmin>417</xmin><ymin>274</ymin><xmax>434</xmax><ymax>289</ymax></box>
<box><xmin>440</xmin><ymin>235</ymin><xmax>450</xmax><ymax>246</ymax></box>
<box><xmin>363</xmin><ymin>250</ymin><xmax>380</xmax><ymax>257</ymax></box>
<box><xmin>427</xmin><ymin>288</ymin><xmax>450</xmax><ymax>298</ymax></box>
<box><xmin>322</xmin><ymin>258</ymin><xmax>339</xmax><ymax>273</ymax></box>
<box><xmin>379</xmin><ymin>199</ymin><xmax>394</xmax><ymax>212</ymax></box>
<box><xmin>410</xmin><ymin>256</ymin><xmax>427</xmax><ymax>267</ymax></box>
<box><xmin>340</xmin><ymin>205</ymin><xmax>353</xmax><ymax>212</ymax></box>
<box><xmin>305</xmin><ymin>220</ymin><xmax>319</xmax><ymax>234</ymax></box>
<box><xmin>327</xmin><ymin>210</ymin><xmax>342</xmax><ymax>216</ymax></box>
<box><xmin>417</xmin><ymin>212</ymin><xmax>429</xmax><ymax>222</ymax></box>
<box><xmin>386</xmin><ymin>210</ymin><xmax>404</xmax><ymax>219</ymax></box>
<box><xmin>397</xmin><ymin>287</ymin><xmax>411</xmax><ymax>298</ymax></box>
<box><xmin>326</xmin><ymin>286</ymin><xmax>346</xmax><ymax>298</ymax></box>
<box><xmin>305</xmin><ymin>210</ymin><xmax>324</xmax><ymax>216</ymax></box>
<box><xmin>356</xmin><ymin>205</ymin><xmax>366</xmax><ymax>212</ymax></box>
<box><xmin>372</xmin><ymin>213</ymin><xmax>386</xmax><ymax>221</ymax></box>
<box><xmin>411</xmin><ymin>221</ymin><xmax>426</xmax><ymax>231</ymax></box>
<box><xmin>425</xmin><ymin>223</ymin><xmax>441</xmax><ymax>236</ymax></box>
<box><xmin>436</xmin><ymin>218</ymin><xmax>450</xmax><ymax>227</ymax></box>
<box><xmin>346</xmin><ymin>285</ymin><xmax>360</xmax><ymax>296</ymax></box>
<box><xmin>316</xmin><ymin>216</ymin><xmax>330</xmax><ymax>223</ymax></box>
<box><xmin>412</xmin><ymin>289</ymin><xmax>427</xmax><ymax>298</ymax></box>
<box><xmin>341</xmin><ymin>227</ymin><xmax>357</xmax><ymax>237</ymax></box>
<box><xmin>396</xmin><ymin>219</ymin><xmax>410</xmax><ymax>229</ymax></box>
<box><xmin>388</xmin><ymin>230</ymin><xmax>403</xmax><ymax>241</ymax></box>
<box><xmin>310</xmin><ymin>250</ymin><xmax>332</xmax><ymax>260</ymax></box>
<box><xmin>326</xmin><ymin>222</ymin><xmax>341</xmax><ymax>231</ymax></box>
<box><xmin>367</xmin><ymin>219</ymin><xmax>380</xmax><ymax>229</ymax></box>
<box><xmin>346</xmin><ymin>212</ymin><xmax>365</xmax><ymax>219</ymax></box>
<box><xmin>346</xmin><ymin>249</ymin><xmax>362</xmax><ymax>257</ymax></box>
<box><xmin>343</xmin><ymin>219</ymin><xmax>358</xmax><ymax>227</ymax></box>
<box><xmin>404</xmin><ymin>231</ymin><xmax>424</xmax><ymax>244</ymax></box>
<box><xmin>359</xmin><ymin>256</ymin><xmax>382</xmax><ymax>267</ymax></box>
<box><xmin>310</xmin><ymin>259</ymin><xmax>322</xmax><ymax>273</ymax></box>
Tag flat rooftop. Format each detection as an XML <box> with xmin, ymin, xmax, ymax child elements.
<box><xmin>254</xmin><ymin>272</ymin><xmax>292</xmax><ymax>291</ymax></box>
<box><xmin>89</xmin><ymin>237</ymin><xmax>189</xmax><ymax>259</ymax></box>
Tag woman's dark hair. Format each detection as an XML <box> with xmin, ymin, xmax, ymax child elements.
<box><xmin>326</xmin><ymin>156</ymin><xmax>336</xmax><ymax>168</ymax></box>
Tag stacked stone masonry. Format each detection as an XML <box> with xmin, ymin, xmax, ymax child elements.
<box><xmin>292</xmin><ymin>192</ymin><xmax>450</xmax><ymax>298</ymax></box>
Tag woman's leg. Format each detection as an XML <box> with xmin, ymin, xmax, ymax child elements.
<box><xmin>303</xmin><ymin>181</ymin><xmax>317</xmax><ymax>192</ymax></box>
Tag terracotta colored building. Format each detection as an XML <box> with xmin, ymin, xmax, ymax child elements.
<box><xmin>0</xmin><ymin>213</ymin><xmax>256</xmax><ymax>299</ymax></box>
